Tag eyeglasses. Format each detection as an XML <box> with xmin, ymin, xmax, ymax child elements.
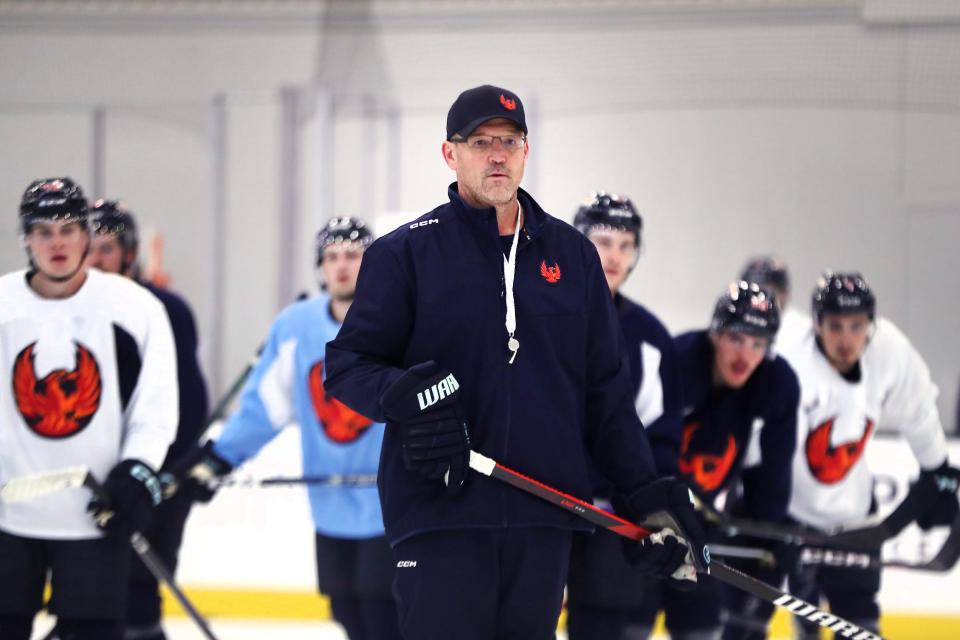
<box><xmin>454</xmin><ymin>134</ymin><xmax>526</xmax><ymax>152</ymax></box>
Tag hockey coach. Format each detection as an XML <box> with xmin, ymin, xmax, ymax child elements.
<box><xmin>325</xmin><ymin>85</ymin><xmax>705</xmax><ymax>640</ymax></box>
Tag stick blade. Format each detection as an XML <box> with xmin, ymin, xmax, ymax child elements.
<box><xmin>0</xmin><ymin>466</ymin><xmax>91</xmax><ymax>503</ymax></box>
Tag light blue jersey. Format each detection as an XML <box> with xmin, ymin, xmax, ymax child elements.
<box><xmin>214</xmin><ymin>295</ymin><xmax>385</xmax><ymax>539</ymax></box>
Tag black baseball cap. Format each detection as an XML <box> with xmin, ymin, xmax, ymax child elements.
<box><xmin>446</xmin><ymin>85</ymin><xmax>527</xmax><ymax>141</ymax></box>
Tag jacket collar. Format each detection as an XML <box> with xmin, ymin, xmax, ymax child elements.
<box><xmin>446</xmin><ymin>183</ymin><xmax>547</xmax><ymax>242</ymax></box>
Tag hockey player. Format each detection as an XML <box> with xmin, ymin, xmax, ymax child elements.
<box><xmin>565</xmin><ymin>192</ymin><xmax>684</xmax><ymax>640</ymax></box>
<box><xmin>175</xmin><ymin>217</ymin><xmax>402</xmax><ymax>640</ymax></box>
<box><xmin>739</xmin><ymin>255</ymin><xmax>811</xmax><ymax>353</ymax></box>
<box><xmin>83</xmin><ymin>200</ymin><xmax>209</xmax><ymax>640</ymax></box>
<box><xmin>0</xmin><ymin>178</ymin><xmax>177</xmax><ymax>640</ymax></box>
<box><xmin>632</xmin><ymin>281</ymin><xmax>800</xmax><ymax>640</ymax></box>
<box><xmin>780</xmin><ymin>271</ymin><xmax>958</xmax><ymax>639</ymax></box>
<box><xmin>324</xmin><ymin>85</ymin><xmax>705</xmax><ymax>640</ymax></box>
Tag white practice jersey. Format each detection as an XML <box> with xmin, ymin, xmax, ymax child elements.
<box><xmin>775</xmin><ymin>305</ymin><xmax>812</xmax><ymax>356</ymax></box>
<box><xmin>782</xmin><ymin>317</ymin><xmax>947</xmax><ymax>529</ymax></box>
<box><xmin>0</xmin><ymin>269</ymin><xmax>178</xmax><ymax>539</ymax></box>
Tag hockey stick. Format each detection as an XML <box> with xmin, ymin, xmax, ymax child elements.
<box><xmin>697</xmin><ymin>474</ymin><xmax>944</xmax><ymax>551</ymax></box>
<box><xmin>82</xmin><ymin>474</ymin><xmax>219</xmax><ymax>640</ymax></box>
<box><xmin>0</xmin><ymin>466</ymin><xmax>90</xmax><ymax>503</ymax></box>
<box><xmin>709</xmin><ymin>513</ymin><xmax>960</xmax><ymax>573</ymax></box>
<box><xmin>214</xmin><ymin>473</ymin><xmax>378</xmax><ymax>489</ymax></box>
<box><xmin>466</xmin><ymin>450</ymin><xmax>886</xmax><ymax>640</ymax></box>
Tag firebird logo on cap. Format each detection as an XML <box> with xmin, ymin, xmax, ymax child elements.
<box><xmin>540</xmin><ymin>261</ymin><xmax>561</xmax><ymax>284</ymax></box>
<box><xmin>309</xmin><ymin>361</ymin><xmax>373</xmax><ymax>444</ymax></box>
<box><xmin>805</xmin><ymin>417</ymin><xmax>874</xmax><ymax>484</ymax></box>
<box><xmin>41</xmin><ymin>180</ymin><xmax>65</xmax><ymax>192</ymax></box>
<box><xmin>500</xmin><ymin>94</ymin><xmax>517</xmax><ymax>111</ymax></box>
<box><xmin>13</xmin><ymin>341</ymin><xmax>102</xmax><ymax>439</ymax></box>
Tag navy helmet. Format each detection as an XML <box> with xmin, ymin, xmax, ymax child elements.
<box><xmin>740</xmin><ymin>256</ymin><xmax>790</xmax><ymax>296</ymax></box>
<box><xmin>89</xmin><ymin>199</ymin><xmax>139</xmax><ymax>253</ymax></box>
<box><xmin>812</xmin><ymin>271</ymin><xmax>876</xmax><ymax>322</ymax></box>
<box><xmin>710</xmin><ymin>280</ymin><xmax>781</xmax><ymax>340</ymax></box>
<box><xmin>573</xmin><ymin>191</ymin><xmax>642</xmax><ymax>248</ymax></box>
<box><xmin>19</xmin><ymin>177</ymin><xmax>88</xmax><ymax>234</ymax></box>
<box><xmin>315</xmin><ymin>216</ymin><xmax>374</xmax><ymax>266</ymax></box>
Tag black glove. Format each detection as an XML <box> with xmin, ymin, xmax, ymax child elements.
<box><xmin>916</xmin><ymin>462</ymin><xmax>959</xmax><ymax>530</ymax></box>
<box><xmin>167</xmin><ymin>441</ymin><xmax>235</xmax><ymax>503</ymax></box>
<box><xmin>613</xmin><ymin>477</ymin><xmax>709</xmax><ymax>586</ymax></box>
<box><xmin>380</xmin><ymin>361</ymin><xmax>471</xmax><ymax>494</ymax></box>
<box><xmin>87</xmin><ymin>459</ymin><xmax>163</xmax><ymax>534</ymax></box>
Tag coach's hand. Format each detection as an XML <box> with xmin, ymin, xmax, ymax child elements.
<box><xmin>87</xmin><ymin>459</ymin><xmax>163</xmax><ymax>533</ymax></box>
<box><xmin>614</xmin><ymin>477</ymin><xmax>709</xmax><ymax>587</ymax></box>
<box><xmin>380</xmin><ymin>361</ymin><xmax>471</xmax><ymax>494</ymax></box>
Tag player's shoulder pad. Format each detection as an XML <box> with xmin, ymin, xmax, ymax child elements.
<box><xmin>759</xmin><ymin>353</ymin><xmax>801</xmax><ymax>400</ymax></box>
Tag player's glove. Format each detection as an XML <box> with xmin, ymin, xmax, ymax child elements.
<box><xmin>87</xmin><ymin>459</ymin><xmax>163</xmax><ymax>534</ymax></box>
<box><xmin>613</xmin><ymin>477</ymin><xmax>709</xmax><ymax>588</ymax></box>
<box><xmin>916</xmin><ymin>461</ymin><xmax>959</xmax><ymax>530</ymax></box>
<box><xmin>167</xmin><ymin>441</ymin><xmax>234</xmax><ymax>503</ymax></box>
<box><xmin>380</xmin><ymin>361</ymin><xmax>471</xmax><ymax>494</ymax></box>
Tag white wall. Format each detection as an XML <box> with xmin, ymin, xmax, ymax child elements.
<box><xmin>2</xmin><ymin>3</ymin><xmax>956</xmax><ymax>426</ymax></box>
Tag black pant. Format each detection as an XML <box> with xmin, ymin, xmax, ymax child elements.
<box><xmin>0</xmin><ymin>529</ymin><xmax>130</xmax><ymax>640</ymax></box>
<box><xmin>125</xmin><ymin>490</ymin><xmax>194</xmax><ymax>634</ymax></box>
<box><xmin>393</xmin><ymin>527</ymin><xmax>572</xmax><ymax>640</ymax></box>
<box><xmin>788</xmin><ymin>556</ymin><xmax>882</xmax><ymax>639</ymax></box>
<box><xmin>566</xmin><ymin>529</ymin><xmax>652</xmax><ymax>640</ymax></box>
<box><xmin>314</xmin><ymin>533</ymin><xmax>402</xmax><ymax>640</ymax></box>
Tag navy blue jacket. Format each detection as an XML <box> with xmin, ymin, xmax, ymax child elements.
<box><xmin>616</xmin><ymin>295</ymin><xmax>683</xmax><ymax>477</ymax></box>
<box><xmin>588</xmin><ymin>295</ymin><xmax>683</xmax><ymax>499</ymax></box>
<box><xmin>144</xmin><ymin>283</ymin><xmax>209</xmax><ymax>469</ymax></box>
<box><xmin>325</xmin><ymin>184</ymin><xmax>658</xmax><ymax>545</ymax></box>
<box><xmin>674</xmin><ymin>330</ymin><xmax>799</xmax><ymax>522</ymax></box>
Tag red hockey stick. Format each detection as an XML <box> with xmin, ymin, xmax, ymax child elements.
<box><xmin>466</xmin><ymin>450</ymin><xmax>886</xmax><ymax>640</ymax></box>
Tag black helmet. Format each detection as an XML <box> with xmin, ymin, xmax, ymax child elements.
<box><xmin>710</xmin><ymin>280</ymin><xmax>781</xmax><ymax>340</ymax></box>
<box><xmin>315</xmin><ymin>216</ymin><xmax>374</xmax><ymax>266</ymax></box>
<box><xmin>19</xmin><ymin>177</ymin><xmax>88</xmax><ymax>234</ymax></box>
<box><xmin>89</xmin><ymin>199</ymin><xmax>139</xmax><ymax>253</ymax></box>
<box><xmin>812</xmin><ymin>271</ymin><xmax>876</xmax><ymax>322</ymax></box>
<box><xmin>573</xmin><ymin>192</ymin><xmax>642</xmax><ymax>246</ymax></box>
<box><xmin>740</xmin><ymin>256</ymin><xmax>790</xmax><ymax>295</ymax></box>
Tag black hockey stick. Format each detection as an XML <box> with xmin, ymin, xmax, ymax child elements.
<box><xmin>82</xmin><ymin>473</ymin><xmax>219</xmax><ymax>640</ymax></box>
<box><xmin>466</xmin><ymin>450</ymin><xmax>886</xmax><ymax>640</ymax></box>
<box><xmin>697</xmin><ymin>474</ymin><xmax>944</xmax><ymax>551</ymax></box>
<box><xmin>216</xmin><ymin>473</ymin><xmax>378</xmax><ymax>488</ymax></box>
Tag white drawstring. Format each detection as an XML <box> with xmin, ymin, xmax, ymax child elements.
<box><xmin>504</xmin><ymin>203</ymin><xmax>522</xmax><ymax>365</ymax></box>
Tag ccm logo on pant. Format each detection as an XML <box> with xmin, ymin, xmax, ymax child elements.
<box><xmin>396</xmin><ymin>560</ymin><xmax>417</xmax><ymax>568</ymax></box>
<box><xmin>417</xmin><ymin>373</ymin><xmax>459</xmax><ymax>411</ymax></box>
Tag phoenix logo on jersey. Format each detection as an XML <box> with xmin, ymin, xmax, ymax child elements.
<box><xmin>540</xmin><ymin>261</ymin><xmax>561</xmax><ymax>284</ymax></box>
<box><xmin>805</xmin><ymin>417</ymin><xmax>875</xmax><ymax>484</ymax></box>
<box><xmin>13</xmin><ymin>341</ymin><xmax>102</xmax><ymax>439</ymax></box>
<box><xmin>678</xmin><ymin>421</ymin><xmax>738</xmax><ymax>493</ymax></box>
<box><xmin>308</xmin><ymin>361</ymin><xmax>373</xmax><ymax>444</ymax></box>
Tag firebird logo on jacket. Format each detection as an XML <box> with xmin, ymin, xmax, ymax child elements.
<box><xmin>499</xmin><ymin>94</ymin><xmax>517</xmax><ymax>111</ymax></box>
<box><xmin>309</xmin><ymin>361</ymin><xmax>373</xmax><ymax>444</ymax></box>
<box><xmin>416</xmin><ymin>373</ymin><xmax>459</xmax><ymax>411</ymax></box>
<box><xmin>540</xmin><ymin>261</ymin><xmax>561</xmax><ymax>284</ymax></box>
<box><xmin>805</xmin><ymin>417</ymin><xmax>874</xmax><ymax>484</ymax></box>
<box><xmin>677</xmin><ymin>421</ymin><xmax>738</xmax><ymax>493</ymax></box>
<box><xmin>13</xmin><ymin>341</ymin><xmax>102</xmax><ymax>439</ymax></box>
